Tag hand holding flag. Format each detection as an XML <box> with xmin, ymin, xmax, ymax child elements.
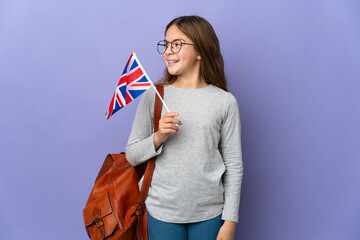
<box><xmin>106</xmin><ymin>52</ymin><xmax>169</xmax><ymax>119</ymax></box>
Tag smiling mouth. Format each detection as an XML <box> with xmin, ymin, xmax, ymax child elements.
<box><xmin>168</xmin><ymin>60</ymin><xmax>179</xmax><ymax>64</ymax></box>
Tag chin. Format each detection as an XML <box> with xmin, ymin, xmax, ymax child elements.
<box><xmin>167</xmin><ymin>68</ymin><xmax>179</xmax><ymax>76</ymax></box>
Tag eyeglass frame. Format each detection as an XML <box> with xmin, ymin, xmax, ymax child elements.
<box><xmin>157</xmin><ymin>39</ymin><xmax>195</xmax><ymax>54</ymax></box>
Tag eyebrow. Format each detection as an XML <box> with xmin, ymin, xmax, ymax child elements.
<box><xmin>164</xmin><ymin>38</ymin><xmax>186</xmax><ymax>42</ymax></box>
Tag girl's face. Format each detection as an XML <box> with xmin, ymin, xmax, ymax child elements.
<box><xmin>163</xmin><ymin>25</ymin><xmax>201</xmax><ymax>79</ymax></box>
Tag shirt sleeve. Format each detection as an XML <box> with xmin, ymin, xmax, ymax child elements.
<box><xmin>220</xmin><ymin>94</ymin><xmax>244</xmax><ymax>223</ymax></box>
<box><xmin>125</xmin><ymin>88</ymin><xmax>164</xmax><ymax>166</ymax></box>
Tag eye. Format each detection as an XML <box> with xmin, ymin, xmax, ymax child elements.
<box><xmin>173</xmin><ymin>40</ymin><xmax>182</xmax><ymax>47</ymax></box>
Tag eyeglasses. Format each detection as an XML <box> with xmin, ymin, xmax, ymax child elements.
<box><xmin>157</xmin><ymin>39</ymin><xmax>195</xmax><ymax>54</ymax></box>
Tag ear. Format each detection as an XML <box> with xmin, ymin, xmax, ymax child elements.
<box><xmin>197</xmin><ymin>53</ymin><xmax>201</xmax><ymax>61</ymax></box>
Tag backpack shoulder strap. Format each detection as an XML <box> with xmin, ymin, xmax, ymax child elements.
<box><xmin>138</xmin><ymin>85</ymin><xmax>164</xmax><ymax>205</ymax></box>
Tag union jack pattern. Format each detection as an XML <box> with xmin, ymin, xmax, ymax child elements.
<box><xmin>106</xmin><ymin>52</ymin><xmax>152</xmax><ymax>120</ymax></box>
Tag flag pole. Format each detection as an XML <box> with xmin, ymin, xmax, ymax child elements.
<box><xmin>132</xmin><ymin>52</ymin><xmax>170</xmax><ymax>113</ymax></box>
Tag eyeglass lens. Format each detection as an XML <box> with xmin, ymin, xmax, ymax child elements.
<box><xmin>157</xmin><ymin>40</ymin><xmax>182</xmax><ymax>54</ymax></box>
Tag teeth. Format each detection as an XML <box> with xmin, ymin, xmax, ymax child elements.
<box><xmin>168</xmin><ymin>60</ymin><xmax>179</xmax><ymax>64</ymax></box>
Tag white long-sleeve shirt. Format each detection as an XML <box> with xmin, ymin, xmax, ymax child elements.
<box><xmin>126</xmin><ymin>84</ymin><xmax>243</xmax><ymax>223</ymax></box>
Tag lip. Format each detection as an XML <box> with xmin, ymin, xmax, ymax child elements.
<box><xmin>167</xmin><ymin>59</ymin><xmax>179</xmax><ymax>67</ymax></box>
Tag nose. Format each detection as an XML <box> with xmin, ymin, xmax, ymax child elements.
<box><xmin>164</xmin><ymin>44</ymin><xmax>173</xmax><ymax>55</ymax></box>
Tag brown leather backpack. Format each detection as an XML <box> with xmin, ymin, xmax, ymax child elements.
<box><xmin>83</xmin><ymin>86</ymin><xmax>164</xmax><ymax>240</ymax></box>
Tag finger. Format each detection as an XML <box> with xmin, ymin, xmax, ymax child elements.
<box><xmin>216</xmin><ymin>229</ymin><xmax>222</xmax><ymax>240</ymax></box>
<box><xmin>161</xmin><ymin>128</ymin><xmax>177</xmax><ymax>134</ymax></box>
<box><xmin>163</xmin><ymin>112</ymin><xmax>179</xmax><ymax>118</ymax></box>
<box><xmin>162</xmin><ymin>123</ymin><xmax>179</xmax><ymax>131</ymax></box>
<box><xmin>163</xmin><ymin>117</ymin><xmax>182</xmax><ymax>125</ymax></box>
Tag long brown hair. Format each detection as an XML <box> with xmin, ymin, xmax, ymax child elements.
<box><xmin>155</xmin><ymin>16</ymin><xmax>228</xmax><ymax>92</ymax></box>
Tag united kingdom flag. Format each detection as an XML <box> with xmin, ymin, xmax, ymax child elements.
<box><xmin>106</xmin><ymin>52</ymin><xmax>152</xmax><ymax>120</ymax></box>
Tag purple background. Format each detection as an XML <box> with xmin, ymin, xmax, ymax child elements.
<box><xmin>1</xmin><ymin>0</ymin><xmax>359</xmax><ymax>239</ymax></box>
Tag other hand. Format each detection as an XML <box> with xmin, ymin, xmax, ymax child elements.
<box><xmin>216</xmin><ymin>220</ymin><xmax>236</xmax><ymax>240</ymax></box>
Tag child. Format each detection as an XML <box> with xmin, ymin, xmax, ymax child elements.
<box><xmin>126</xmin><ymin>15</ymin><xmax>243</xmax><ymax>240</ymax></box>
